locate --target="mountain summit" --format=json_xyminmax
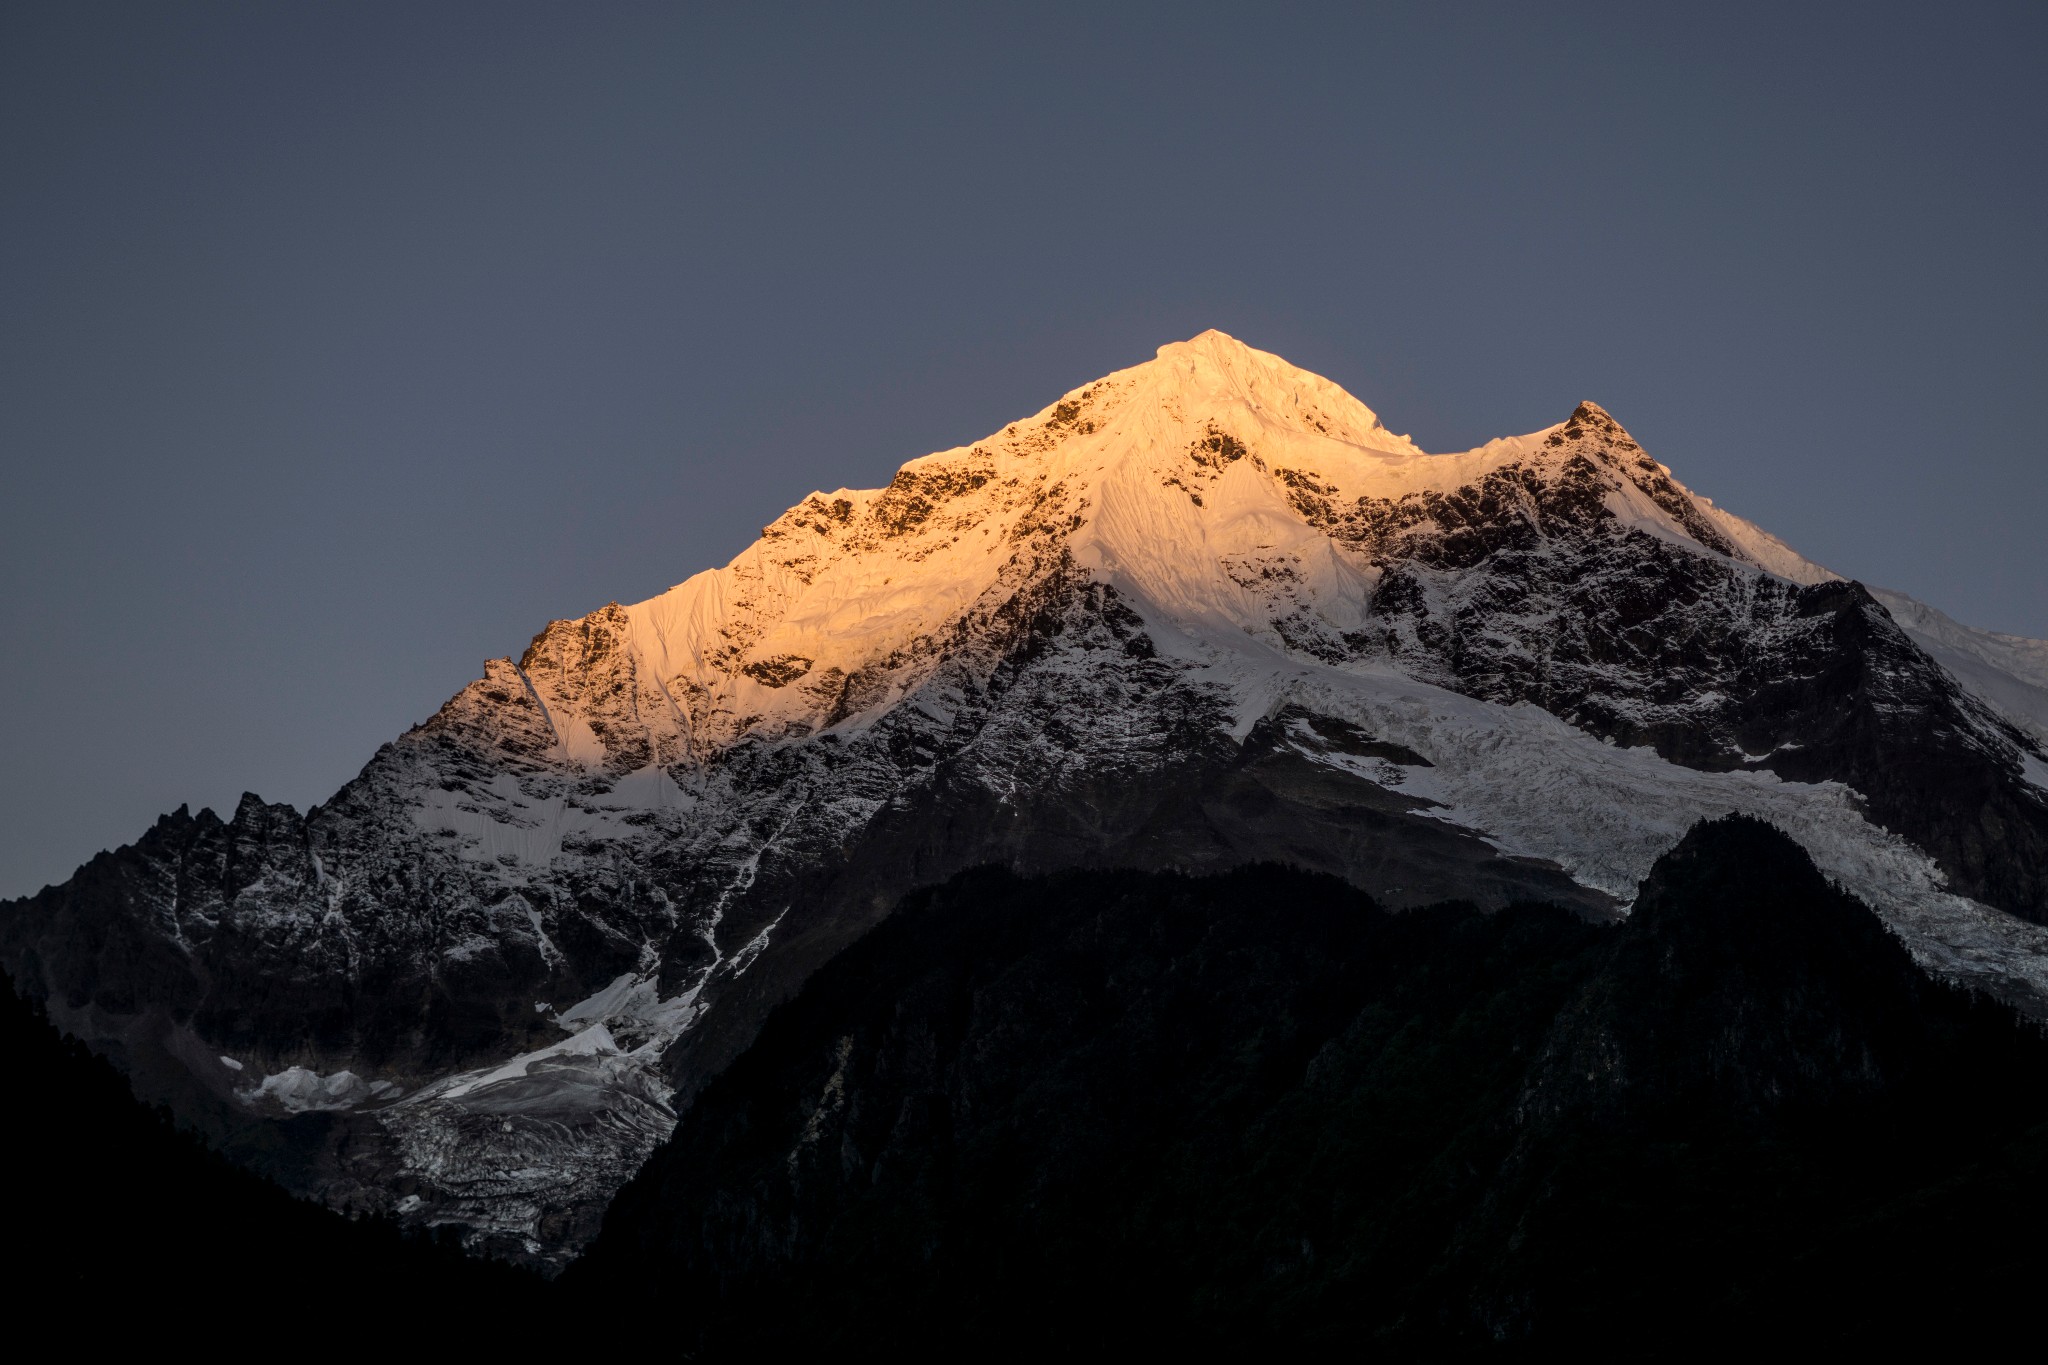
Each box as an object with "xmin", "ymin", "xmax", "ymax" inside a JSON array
[{"xmin": 7, "ymin": 332, "xmax": 2047, "ymax": 1264}]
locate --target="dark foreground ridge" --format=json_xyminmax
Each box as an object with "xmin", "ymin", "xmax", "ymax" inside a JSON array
[
  {"xmin": 573, "ymin": 817, "xmax": 2048, "ymax": 1353},
  {"xmin": 13, "ymin": 817, "xmax": 2048, "ymax": 1349},
  {"xmin": 1, "ymin": 970, "xmax": 538, "ymax": 1322}
]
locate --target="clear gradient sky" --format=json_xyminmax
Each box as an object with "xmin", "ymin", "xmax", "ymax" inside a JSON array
[{"xmin": 3, "ymin": 2, "xmax": 2044, "ymax": 897}]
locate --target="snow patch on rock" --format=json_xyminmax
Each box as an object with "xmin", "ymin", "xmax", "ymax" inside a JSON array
[{"xmin": 241, "ymin": 1066, "xmax": 400, "ymax": 1113}]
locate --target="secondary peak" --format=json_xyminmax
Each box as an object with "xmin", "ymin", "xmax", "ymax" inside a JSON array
[{"xmin": 1555, "ymin": 400, "xmax": 1642, "ymax": 451}]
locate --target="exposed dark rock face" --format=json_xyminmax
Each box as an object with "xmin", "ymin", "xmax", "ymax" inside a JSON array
[
  {"xmin": 1, "ymin": 967, "xmax": 538, "ymax": 1324},
  {"xmin": 577, "ymin": 820, "xmax": 2048, "ymax": 1352},
  {"xmin": 6, "ymin": 795, "xmax": 607, "ymax": 1076},
  {"xmin": 1306, "ymin": 405, "xmax": 2048, "ymax": 920}
]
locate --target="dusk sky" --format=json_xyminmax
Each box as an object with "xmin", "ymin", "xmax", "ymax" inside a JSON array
[{"xmin": 4, "ymin": 1, "xmax": 2044, "ymax": 898}]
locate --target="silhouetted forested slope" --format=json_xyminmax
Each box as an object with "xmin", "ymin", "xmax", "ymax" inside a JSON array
[
  {"xmin": 1, "ymin": 972, "xmax": 538, "ymax": 1322},
  {"xmin": 574, "ymin": 818, "xmax": 2048, "ymax": 1354}
]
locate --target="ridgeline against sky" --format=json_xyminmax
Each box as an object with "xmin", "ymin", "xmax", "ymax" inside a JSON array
[{"xmin": 2, "ymin": 1, "xmax": 2044, "ymax": 897}]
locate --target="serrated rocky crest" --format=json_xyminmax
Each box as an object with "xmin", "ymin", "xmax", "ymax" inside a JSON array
[{"xmin": 7, "ymin": 330, "xmax": 2048, "ymax": 1266}]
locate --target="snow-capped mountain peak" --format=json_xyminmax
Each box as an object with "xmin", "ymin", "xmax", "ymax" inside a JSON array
[
  {"xmin": 1138, "ymin": 329, "xmax": 1423, "ymax": 454},
  {"xmin": 10, "ymin": 330, "xmax": 2047, "ymax": 1268},
  {"xmin": 495, "ymin": 333, "xmax": 1834, "ymax": 779}
]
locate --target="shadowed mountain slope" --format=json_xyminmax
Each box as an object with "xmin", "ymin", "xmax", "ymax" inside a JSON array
[
  {"xmin": 576, "ymin": 818, "xmax": 2048, "ymax": 1353},
  {"xmin": 0, "ymin": 969, "xmax": 538, "ymax": 1323}
]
